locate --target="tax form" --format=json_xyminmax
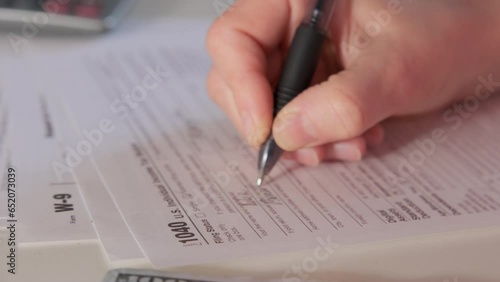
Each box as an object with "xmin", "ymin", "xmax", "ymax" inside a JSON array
[
  {"xmin": 0, "ymin": 58, "xmax": 143, "ymax": 260},
  {"xmin": 18, "ymin": 20, "xmax": 500, "ymax": 267},
  {"xmin": 31, "ymin": 62, "xmax": 145, "ymax": 261},
  {"xmin": 1, "ymin": 62, "xmax": 96, "ymax": 242}
]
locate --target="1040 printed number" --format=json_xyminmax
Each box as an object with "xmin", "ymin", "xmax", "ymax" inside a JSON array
[{"xmin": 168, "ymin": 222, "xmax": 199, "ymax": 244}]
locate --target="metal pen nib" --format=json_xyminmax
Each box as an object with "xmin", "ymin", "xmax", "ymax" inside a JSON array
[
  {"xmin": 256, "ymin": 177, "xmax": 263, "ymax": 187},
  {"xmin": 255, "ymin": 0, "xmax": 335, "ymax": 186},
  {"xmin": 257, "ymin": 136, "xmax": 283, "ymax": 186}
]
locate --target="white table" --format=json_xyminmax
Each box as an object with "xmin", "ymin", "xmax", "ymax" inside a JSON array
[{"xmin": 0, "ymin": 1, "xmax": 499, "ymax": 281}]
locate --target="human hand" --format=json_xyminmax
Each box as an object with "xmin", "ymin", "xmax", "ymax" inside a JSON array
[{"xmin": 206, "ymin": 0, "xmax": 500, "ymax": 165}]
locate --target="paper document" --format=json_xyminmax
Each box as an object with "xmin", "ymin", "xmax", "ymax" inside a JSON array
[
  {"xmin": 22, "ymin": 20, "xmax": 500, "ymax": 267},
  {"xmin": 29, "ymin": 64, "xmax": 145, "ymax": 261},
  {"xmin": 2, "ymin": 62, "xmax": 96, "ymax": 242}
]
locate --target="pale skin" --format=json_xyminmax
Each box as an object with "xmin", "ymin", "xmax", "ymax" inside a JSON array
[{"xmin": 206, "ymin": 0, "xmax": 500, "ymax": 166}]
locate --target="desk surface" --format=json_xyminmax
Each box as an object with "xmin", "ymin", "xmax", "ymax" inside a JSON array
[{"xmin": 1, "ymin": 1, "xmax": 500, "ymax": 282}]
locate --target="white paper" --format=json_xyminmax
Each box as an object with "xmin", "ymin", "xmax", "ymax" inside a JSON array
[
  {"xmin": 2, "ymin": 62, "xmax": 96, "ymax": 242},
  {"xmin": 25, "ymin": 61, "xmax": 145, "ymax": 261},
  {"xmin": 27, "ymin": 20, "xmax": 500, "ymax": 267}
]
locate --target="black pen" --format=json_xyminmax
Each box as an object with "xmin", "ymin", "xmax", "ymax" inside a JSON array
[{"xmin": 257, "ymin": 0, "xmax": 337, "ymax": 186}]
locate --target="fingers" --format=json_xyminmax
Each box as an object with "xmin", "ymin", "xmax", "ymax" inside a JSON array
[
  {"xmin": 206, "ymin": 0, "xmax": 294, "ymax": 146},
  {"xmin": 320, "ymin": 124, "xmax": 384, "ymax": 163},
  {"xmin": 284, "ymin": 124, "xmax": 385, "ymax": 166},
  {"xmin": 207, "ymin": 69, "xmax": 244, "ymax": 135},
  {"xmin": 207, "ymin": 31, "xmax": 272, "ymax": 146},
  {"xmin": 292, "ymin": 137, "xmax": 366, "ymax": 166},
  {"xmin": 206, "ymin": 0, "xmax": 394, "ymax": 161},
  {"xmin": 272, "ymin": 55, "xmax": 399, "ymax": 151},
  {"xmin": 206, "ymin": 0, "xmax": 313, "ymax": 146},
  {"xmin": 363, "ymin": 124, "xmax": 385, "ymax": 147}
]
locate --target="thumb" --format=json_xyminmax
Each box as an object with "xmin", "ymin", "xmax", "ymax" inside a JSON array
[{"xmin": 272, "ymin": 62, "xmax": 400, "ymax": 151}]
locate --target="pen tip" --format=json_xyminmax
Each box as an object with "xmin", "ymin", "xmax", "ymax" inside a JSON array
[{"xmin": 256, "ymin": 177, "xmax": 263, "ymax": 187}]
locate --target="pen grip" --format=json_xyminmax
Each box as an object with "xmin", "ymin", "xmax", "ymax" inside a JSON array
[{"xmin": 273, "ymin": 23, "xmax": 326, "ymax": 117}]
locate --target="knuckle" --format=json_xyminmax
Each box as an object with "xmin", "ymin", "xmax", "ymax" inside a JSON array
[
  {"xmin": 205, "ymin": 22, "xmax": 226, "ymax": 56},
  {"xmin": 378, "ymin": 53, "xmax": 423, "ymax": 114},
  {"xmin": 384, "ymin": 53, "xmax": 417, "ymax": 97}
]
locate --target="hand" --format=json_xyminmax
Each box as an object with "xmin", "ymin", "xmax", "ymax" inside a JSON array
[{"xmin": 206, "ymin": 0, "xmax": 500, "ymax": 165}]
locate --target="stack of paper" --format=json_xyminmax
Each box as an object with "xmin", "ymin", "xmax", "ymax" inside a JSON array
[{"xmin": 1, "ymin": 20, "xmax": 499, "ymax": 268}]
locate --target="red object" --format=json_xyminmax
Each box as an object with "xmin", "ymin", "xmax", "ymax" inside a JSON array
[
  {"xmin": 43, "ymin": 0, "xmax": 71, "ymax": 15},
  {"xmin": 75, "ymin": 0, "xmax": 102, "ymax": 18}
]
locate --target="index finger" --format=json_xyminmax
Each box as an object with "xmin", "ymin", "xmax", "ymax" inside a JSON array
[{"xmin": 206, "ymin": 0, "xmax": 308, "ymax": 145}]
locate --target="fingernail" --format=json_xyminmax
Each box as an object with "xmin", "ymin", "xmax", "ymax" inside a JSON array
[
  {"xmin": 328, "ymin": 142, "xmax": 363, "ymax": 161},
  {"xmin": 241, "ymin": 111, "xmax": 254, "ymax": 143},
  {"xmin": 295, "ymin": 148, "xmax": 321, "ymax": 166},
  {"xmin": 273, "ymin": 109, "xmax": 317, "ymax": 150}
]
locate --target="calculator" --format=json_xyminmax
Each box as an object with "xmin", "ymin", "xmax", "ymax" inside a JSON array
[{"xmin": 0, "ymin": 0, "xmax": 135, "ymax": 32}]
